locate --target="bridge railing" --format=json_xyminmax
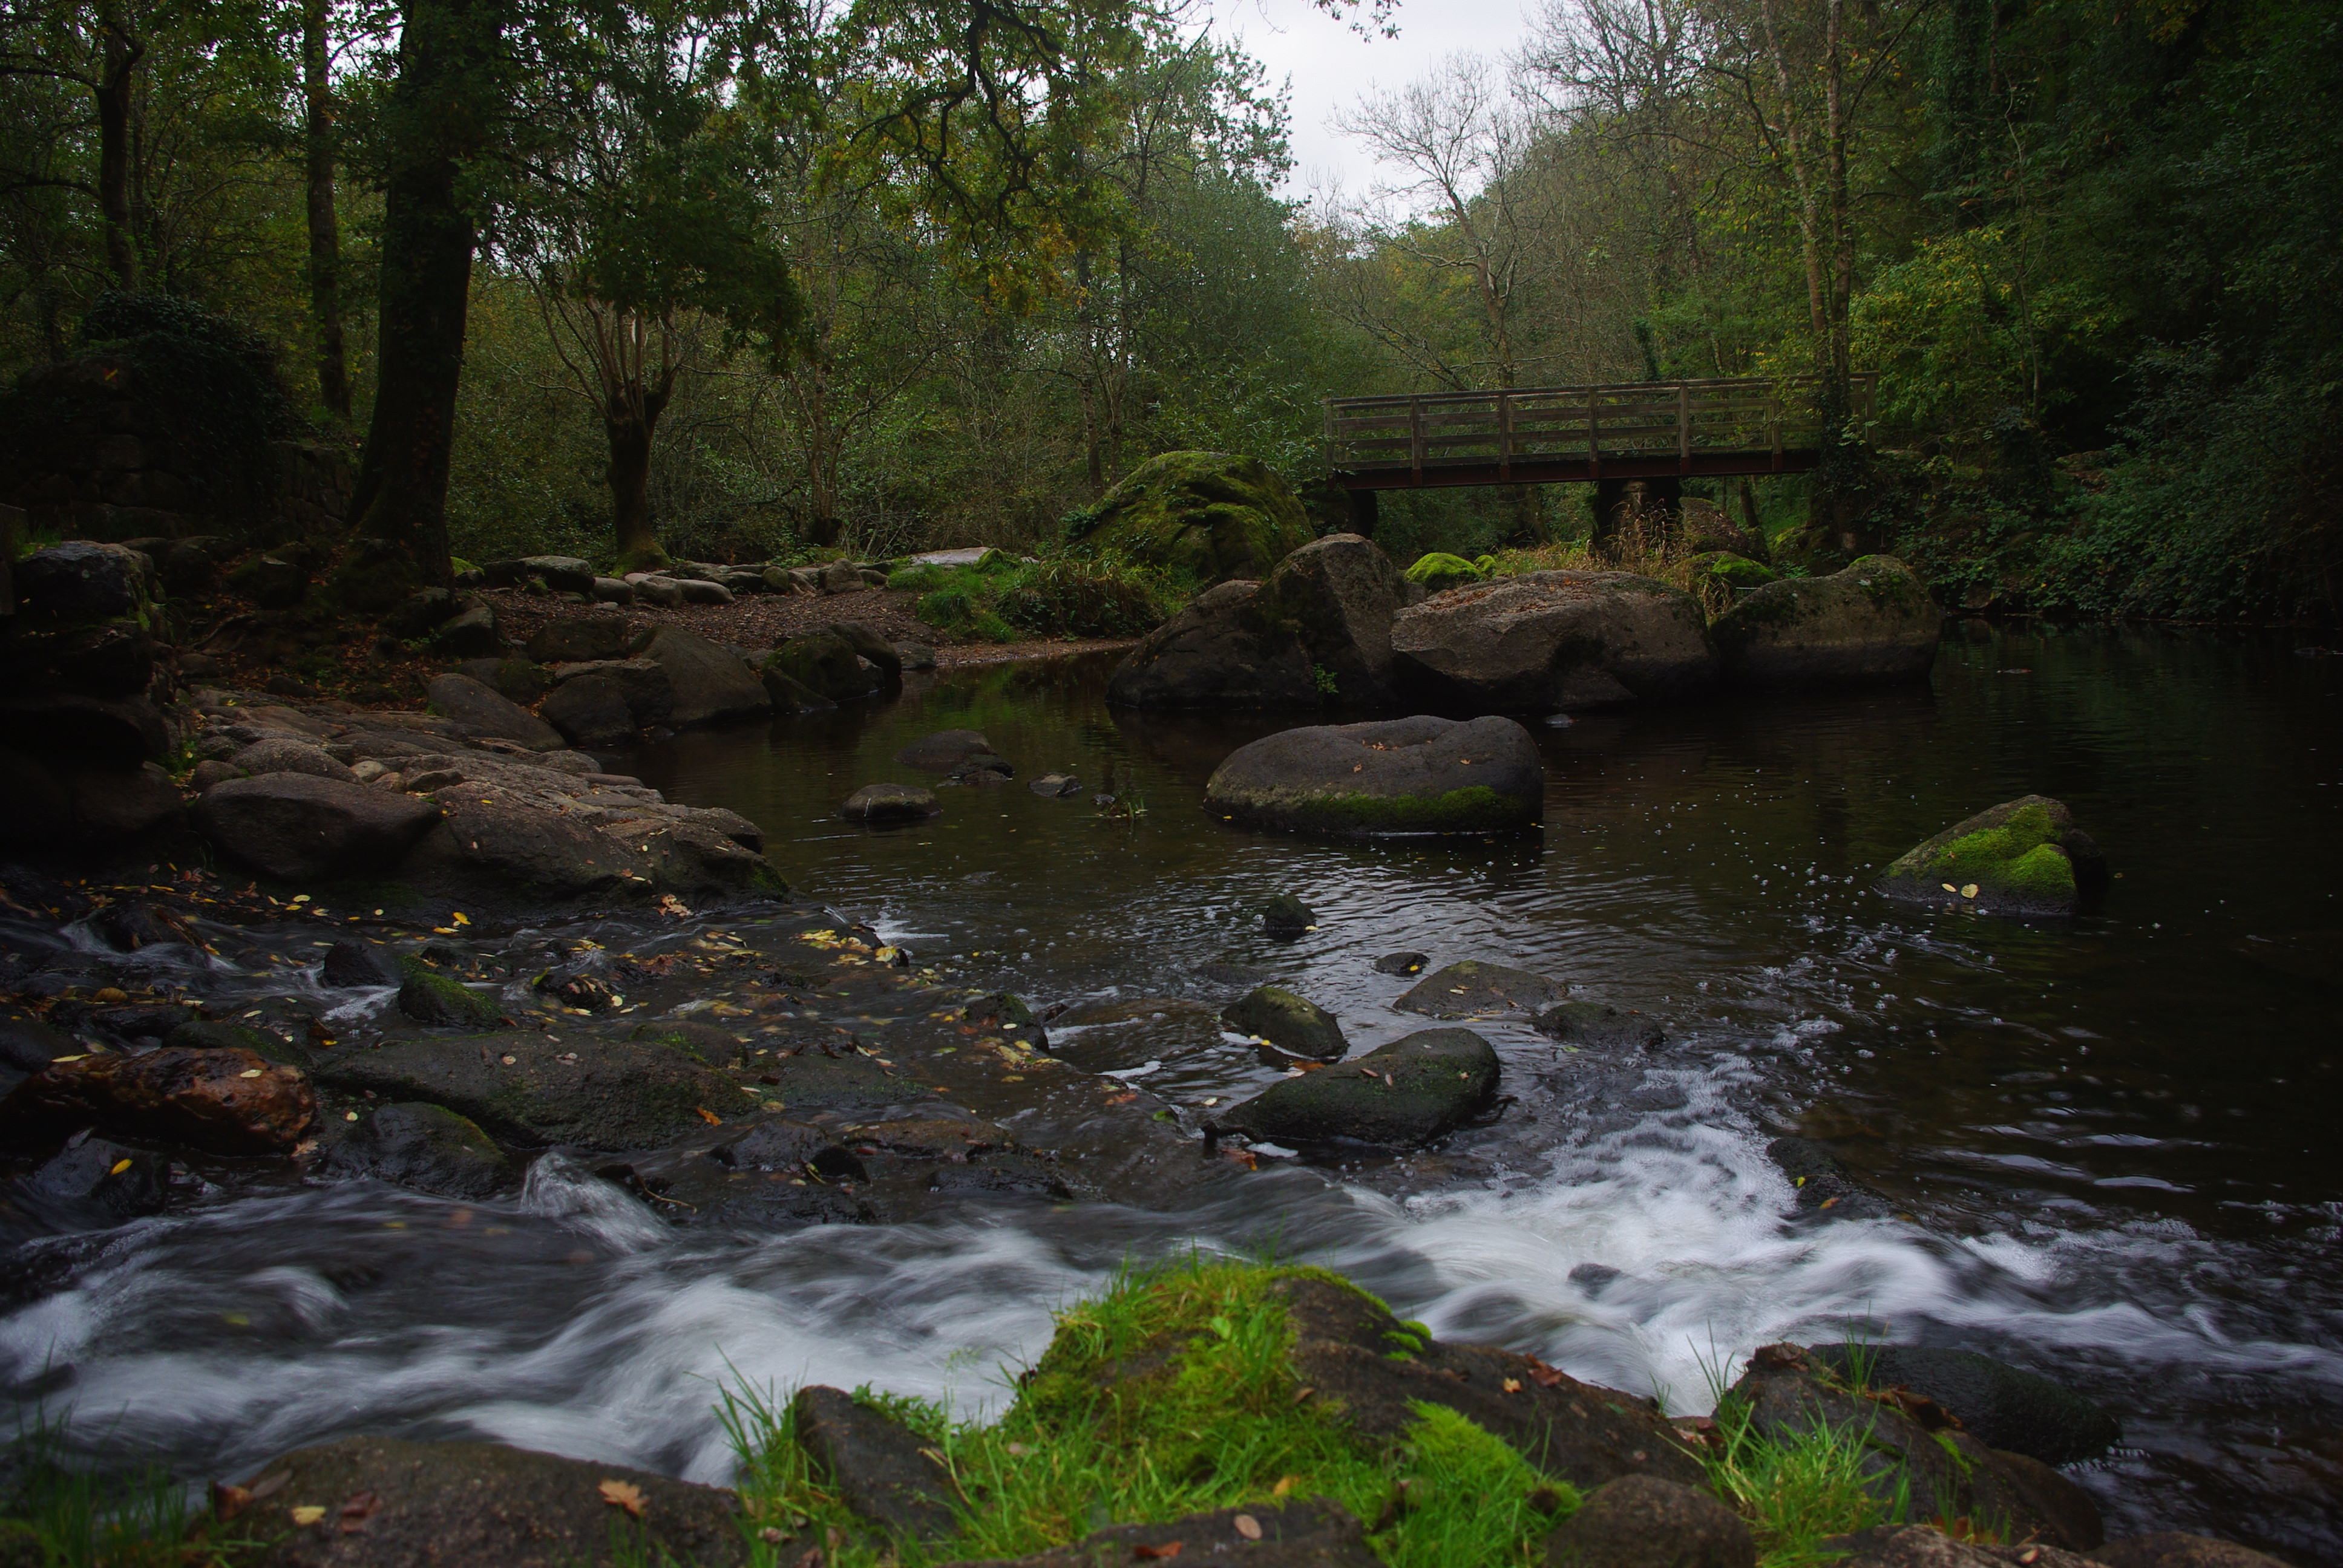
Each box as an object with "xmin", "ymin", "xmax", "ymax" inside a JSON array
[{"xmin": 1323, "ymin": 374, "xmax": 1875, "ymax": 485}]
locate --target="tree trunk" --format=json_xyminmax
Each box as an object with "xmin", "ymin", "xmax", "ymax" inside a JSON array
[
  {"xmin": 303, "ymin": 0, "xmax": 351, "ymax": 419},
  {"xmin": 94, "ymin": 3, "xmax": 142, "ymax": 290},
  {"xmin": 606, "ymin": 405, "xmax": 664, "ymax": 572},
  {"xmin": 348, "ymin": 0, "xmax": 491, "ymax": 590}
]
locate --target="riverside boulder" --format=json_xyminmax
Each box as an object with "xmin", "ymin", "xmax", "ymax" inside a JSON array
[
  {"xmin": 639, "ymin": 626, "xmax": 772, "ymax": 725},
  {"xmin": 1204, "ymin": 714, "xmax": 1542, "ymax": 834},
  {"xmin": 0, "ymin": 1046, "xmax": 315, "ymax": 1156},
  {"xmin": 539, "ymin": 676, "xmax": 637, "ymax": 748},
  {"xmin": 1207, "ymin": 1027, "xmax": 1498, "ymax": 1147},
  {"xmin": 1802, "ymin": 1343, "xmax": 2120, "ymax": 1466},
  {"xmin": 1542, "ymin": 1476, "xmax": 1755, "ymax": 1568},
  {"xmin": 192, "ymin": 774, "xmax": 444, "ymax": 881},
  {"xmin": 1064, "ymin": 450, "xmax": 1316, "ymax": 583},
  {"xmin": 1395, "ymin": 959, "xmax": 1568, "ymax": 1018},
  {"xmin": 324, "ymin": 1102, "xmax": 516, "ymax": 1198},
  {"xmin": 315, "ymin": 1034, "xmax": 755, "ymax": 1150},
  {"xmin": 549, "ymin": 659, "xmax": 674, "ymax": 725},
  {"xmin": 767, "ymin": 630, "xmax": 881, "ymax": 703},
  {"xmin": 525, "ymin": 613, "xmax": 632, "ymax": 664},
  {"xmin": 1105, "ymin": 580, "xmax": 1315, "ymax": 710},
  {"xmin": 1876, "ymin": 795, "xmax": 2108, "ymax": 916},
  {"xmin": 426, "ymin": 673, "xmax": 565, "ymax": 751},
  {"xmin": 1252, "ymin": 532, "xmax": 1415, "ymax": 706},
  {"xmin": 1391, "ymin": 570, "xmax": 1719, "ymax": 711},
  {"xmin": 1709, "ymin": 554, "xmax": 1942, "ymax": 689},
  {"xmin": 1222, "ymin": 984, "xmax": 1348, "ymax": 1059},
  {"xmin": 220, "ymin": 1435, "xmax": 746, "ymax": 1568}
]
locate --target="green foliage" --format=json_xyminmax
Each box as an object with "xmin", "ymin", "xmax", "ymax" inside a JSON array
[
  {"xmin": 0, "ymin": 1415, "xmax": 243, "ymax": 1567},
  {"xmin": 896, "ymin": 552, "xmax": 1184, "ymax": 642},
  {"xmin": 726, "ymin": 1254, "xmax": 1575, "ymax": 1568},
  {"xmin": 1697, "ymin": 1390, "xmax": 1907, "ymax": 1568}
]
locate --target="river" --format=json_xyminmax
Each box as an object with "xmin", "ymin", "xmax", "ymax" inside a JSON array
[{"xmin": 4, "ymin": 623, "xmax": 2339, "ymax": 1560}]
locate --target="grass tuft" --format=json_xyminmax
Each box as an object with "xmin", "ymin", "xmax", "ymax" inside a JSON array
[{"xmin": 892, "ymin": 551, "xmax": 1186, "ymax": 642}]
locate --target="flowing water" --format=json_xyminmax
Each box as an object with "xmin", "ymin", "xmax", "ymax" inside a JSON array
[{"xmin": 4, "ymin": 624, "xmax": 2339, "ymax": 1558}]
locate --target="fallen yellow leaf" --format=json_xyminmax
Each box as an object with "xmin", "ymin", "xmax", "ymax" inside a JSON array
[
  {"xmin": 110, "ymin": 1158, "xmax": 132, "ymax": 1175},
  {"xmin": 1502, "ymin": 1377, "xmax": 1523, "ymax": 1394},
  {"xmin": 238, "ymin": 1069, "xmax": 263, "ymax": 1079},
  {"xmin": 290, "ymin": 1506, "xmax": 326, "ymax": 1526},
  {"xmin": 598, "ymin": 1479, "xmax": 645, "ymax": 1518},
  {"xmin": 1960, "ymin": 883, "xmax": 1980, "ymax": 899}
]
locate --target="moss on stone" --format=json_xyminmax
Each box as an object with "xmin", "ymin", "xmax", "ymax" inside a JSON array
[
  {"xmin": 1881, "ymin": 794, "xmax": 2093, "ymax": 915},
  {"xmin": 396, "ymin": 956, "xmax": 506, "ymax": 1030},
  {"xmin": 1403, "ymin": 552, "xmax": 1484, "ymax": 593},
  {"xmin": 1242, "ymin": 784, "xmax": 1531, "ymax": 835},
  {"xmin": 1063, "ymin": 451, "xmax": 1314, "ymax": 583},
  {"xmin": 1688, "ymin": 551, "xmax": 1778, "ymax": 596}
]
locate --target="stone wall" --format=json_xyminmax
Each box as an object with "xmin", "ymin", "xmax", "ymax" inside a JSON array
[{"xmin": 0, "ymin": 354, "xmax": 353, "ymax": 544}]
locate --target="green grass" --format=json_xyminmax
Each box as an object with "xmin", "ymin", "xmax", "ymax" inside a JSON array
[
  {"xmin": 0, "ymin": 1416, "xmax": 244, "ymax": 1567},
  {"xmin": 724, "ymin": 1253, "xmax": 1575, "ymax": 1567},
  {"xmin": 890, "ymin": 551, "xmax": 1187, "ymax": 642}
]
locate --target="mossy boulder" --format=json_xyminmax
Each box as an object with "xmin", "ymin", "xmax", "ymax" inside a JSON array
[
  {"xmin": 767, "ymin": 632, "xmax": 880, "ymax": 703},
  {"xmin": 1709, "ymin": 554, "xmax": 1941, "ymax": 690},
  {"xmin": 1404, "ymin": 552, "xmax": 1484, "ymax": 593},
  {"xmin": 1686, "ymin": 551, "xmax": 1778, "ymax": 598},
  {"xmin": 1204, "ymin": 714, "xmax": 1542, "ymax": 835},
  {"xmin": 166, "ymin": 1018, "xmax": 313, "ymax": 1069},
  {"xmin": 1206, "ymin": 1027, "xmax": 1499, "ymax": 1147},
  {"xmin": 1222, "ymin": 984, "xmax": 1348, "ymax": 1059},
  {"xmin": 1065, "ymin": 451, "xmax": 1315, "ymax": 583},
  {"xmin": 1875, "ymin": 794, "xmax": 2108, "ymax": 916},
  {"xmin": 323, "ymin": 1101, "xmax": 516, "ymax": 1198},
  {"xmin": 395, "ymin": 955, "xmax": 508, "ymax": 1029}
]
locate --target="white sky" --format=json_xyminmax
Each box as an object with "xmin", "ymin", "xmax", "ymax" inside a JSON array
[{"xmin": 1198, "ymin": 0, "xmax": 1540, "ymax": 203}]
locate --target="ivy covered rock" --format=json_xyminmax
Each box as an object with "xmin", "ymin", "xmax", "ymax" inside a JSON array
[
  {"xmin": 1709, "ymin": 554, "xmax": 1942, "ymax": 689},
  {"xmin": 1204, "ymin": 714, "xmax": 1542, "ymax": 835},
  {"xmin": 1403, "ymin": 551, "xmax": 1484, "ymax": 593},
  {"xmin": 1064, "ymin": 451, "xmax": 1315, "ymax": 583},
  {"xmin": 1875, "ymin": 795, "xmax": 2108, "ymax": 916},
  {"xmin": 1391, "ymin": 570, "xmax": 1719, "ymax": 711}
]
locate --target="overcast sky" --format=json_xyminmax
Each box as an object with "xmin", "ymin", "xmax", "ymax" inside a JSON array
[{"xmin": 1198, "ymin": 0, "xmax": 1540, "ymax": 204}]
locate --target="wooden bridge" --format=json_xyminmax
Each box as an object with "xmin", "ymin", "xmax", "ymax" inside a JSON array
[{"xmin": 1323, "ymin": 374, "xmax": 1875, "ymax": 492}]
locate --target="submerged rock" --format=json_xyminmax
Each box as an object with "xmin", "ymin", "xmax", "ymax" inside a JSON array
[
  {"xmin": 896, "ymin": 730, "xmax": 996, "ymax": 770},
  {"xmin": 219, "ymin": 1434, "xmax": 746, "ymax": 1567},
  {"xmin": 1391, "ymin": 570, "xmax": 1719, "ymax": 711},
  {"xmin": 1394, "ymin": 959, "xmax": 1567, "ymax": 1018},
  {"xmin": 842, "ymin": 783, "xmax": 942, "ymax": 824},
  {"xmin": 1222, "ymin": 985, "xmax": 1348, "ymax": 1059},
  {"xmin": 1207, "ymin": 1027, "xmax": 1498, "ymax": 1148},
  {"xmin": 1765, "ymin": 1135, "xmax": 1890, "ymax": 1220},
  {"xmin": 1542, "ymin": 1475, "xmax": 1755, "ymax": 1568},
  {"xmin": 324, "ymin": 1102, "xmax": 516, "ymax": 1198},
  {"xmin": 0, "ymin": 1046, "xmax": 315, "ymax": 1156},
  {"xmin": 1709, "ymin": 555, "xmax": 1941, "ymax": 690},
  {"xmin": 1205, "ymin": 714, "xmax": 1542, "ymax": 835},
  {"xmin": 1064, "ymin": 450, "xmax": 1316, "ymax": 583},
  {"xmin": 1372, "ymin": 951, "xmax": 1429, "ymax": 976},
  {"xmin": 1875, "ymin": 795, "xmax": 2108, "ymax": 917},
  {"xmin": 1536, "ymin": 1002, "xmax": 1665, "ymax": 1050}
]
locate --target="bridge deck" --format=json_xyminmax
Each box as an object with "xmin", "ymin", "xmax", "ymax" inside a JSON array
[{"xmin": 1324, "ymin": 374, "xmax": 1874, "ymax": 490}]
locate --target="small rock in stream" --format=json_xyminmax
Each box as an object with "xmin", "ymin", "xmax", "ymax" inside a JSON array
[
  {"xmin": 841, "ymin": 783, "xmax": 942, "ymax": 823},
  {"xmin": 1260, "ymin": 893, "xmax": 1316, "ymax": 936}
]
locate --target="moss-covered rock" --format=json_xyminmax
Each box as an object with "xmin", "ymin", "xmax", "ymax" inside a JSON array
[
  {"xmin": 1875, "ymin": 794, "xmax": 2109, "ymax": 916},
  {"xmin": 1222, "ymin": 984, "xmax": 1348, "ymax": 1059},
  {"xmin": 1709, "ymin": 554, "xmax": 1941, "ymax": 689},
  {"xmin": 166, "ymin": 1018, "xmax": 313, "ymax": 1069},
  {"xmin": 1065, "ymin": 451, "xmax": 1315, "ymax": 583},
  {"xmin": 1404, "ymin": 551, "xmax": 1484, "ymax": 593},
  {"xmin": 1204, "ymin": 714, "xmax": 1542, "ymax": 835},
  {"xmin": 1686, "ymin": 550, "xmax": 1778, "ymax": 598},
  {"xmin": 323, "ymin": 1101, "xmax": 516, "ymax": 1198},
  {"xmin": 395, "ymin": 955, "xmax": 508, "ymax": 1029},
  {"xmin": 766, "ymin": 632, "xmax": 880, "ymax": 703}
]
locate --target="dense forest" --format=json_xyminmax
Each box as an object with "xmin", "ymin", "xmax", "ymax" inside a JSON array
[{"xmin": 1, "ymin": 0, "xmax": 2335, "ymax": 620}]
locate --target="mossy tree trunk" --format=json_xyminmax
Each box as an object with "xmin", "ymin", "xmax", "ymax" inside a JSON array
[
  {"xmin": 94, "ymin": 0, "xmax": 142, "ymax": 291},
  {"xmin": 302, "ymin": 0, "xmax": 350, "ymax": 420}
]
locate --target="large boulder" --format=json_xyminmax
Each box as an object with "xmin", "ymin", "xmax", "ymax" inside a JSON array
[
  {"xmin": 519, "ymin": 554, "xmax": 596, "ymax": 595},
  {"xmin": 425, "ymin": 673, "xmax": 565, "ymax": 751},
  {"xmin": 428, "ymin": 599, "xmax": 502, "ymax": 657},
  {"xmin": 638, "ymin": 626, "xmax": 772, "ymax": 726},
  {"xmin": 193, "ymin": 774, "xmax": 444, "ymax": 881},
  {"xmin": 1709, "ymin": 554, "xmax": 1942, "ymax": 689},
  {"xmin": 539, "ymin": 677, "xmax": 637, "ymax": 749},
  {"xmin": 217, "ymin": 1435, "xmax": 745, "ymax": 1568},
  {"xmin": 828, "ymin": 620, "xmax": 902, "ymax": 676},
  {"xmin": 228, "ymin": 737, "xmax": 358, "ymax": 783},
  {"xmin": 549, "ymin": 658, "xmax": 673, "ymax": 725},
  {"xmin": 0, "ymin": 1046, "xmax": 315, "ymax": 1156},
  {"xmin": 1542, "ymin": 1475, "xmax": 1754, "ymax": 1568},
  {"xmin": 323, "ymin": 1102, "xmax": 516, "ymax": 1198},
  {"xmin": 766, "ymin": 631, "xmax": 881, "ymax": 703},
  {"xmin": 315, "ymin": 1034, "xmax": 756, "ymax": 1150},
  {"xmin": 1065, "ymin": 451, "xmax": 1316, "ymax": 583},
  {"xmin": 1875, "ymin": 795, "xmax": 2108, "ymax": 917},
  {"xmin": 1206, "ymin": 1027, "xmax": 1498, "ymax": 1147},
  {"xmin": 1391, "ymin": 570, "xmax": 1719, "ymax": 711},
  {"xmin": 1253, "ymin": 532, "xmax": 1414, "ymax": 706},
  {"xmin": 1104, "ymin": 580, "xmax": 1314, "ymax": 710},
  {"xmin": 15, "ymin": 540, "xmax": 154, "ymax": 619},
  {"xmin": 1204, "ymin": 714, "xmax": 1542, "ymax": 834}
]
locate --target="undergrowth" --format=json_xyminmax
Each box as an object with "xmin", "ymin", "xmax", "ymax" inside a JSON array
[
  {"xmin": 887, "ymin": 550, "xmax": 1185, "ymax": 642},
  {"xmin": 0, "ymin": 1416, "xmax": 244, "ymax": 1567},
  {"xmin": 724, "ymin": 1253, "xmax": 1573, "ymax": 1567}
]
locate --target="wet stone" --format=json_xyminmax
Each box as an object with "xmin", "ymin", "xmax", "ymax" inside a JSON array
[
  {"xmin": 842, "ymin": 783, "xmax": 942, "ymax": 823},
  {"xmin": 1394, "ymin": 959, "xmax": 1567, "ymax": 1019},
  {"xmin": 791, "ymin": 1385, "xmax": 959, "ymax": 1542},
  {"xmin": 1537, "ymin": 1002, "xmax": 1666, "ymax": 1050},
  {"xmin": 1372, "ymin": 950, "xmax": 1429, "ymax": 976},
  {"xmin": 323, "ymin": 1102, "xmax": 516, "ymax": 1199}
]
